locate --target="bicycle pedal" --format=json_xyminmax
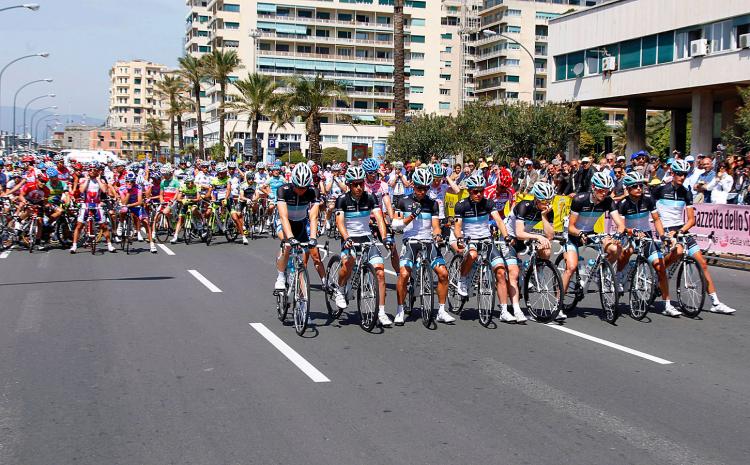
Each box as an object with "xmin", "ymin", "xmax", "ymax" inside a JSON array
[{"xmin": 273, "ymin": 289, "xmax": 283, "ymax": 296}]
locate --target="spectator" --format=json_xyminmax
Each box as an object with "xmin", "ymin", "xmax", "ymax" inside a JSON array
[
  {"xmin": 573, "ymin": 156, "xmax": 593, "ymax": 194},
  {"xmin": 730, "ymin": 165, "xmax": 749, "ymax": 205},
  {"xmin": 612, "ymin": 165, "xmax": 627, "ymax": 201},
  {"xmin": 553, "ymin": 160, "xmax": 572, "ymax": 195},
  {"xmin": 684, "ymin": 154, "xmax": 701, "ymax": 192},
  {"xmin": 707, "ymin": 162, "xmax": 734, "ymax": 204},
  {"xmin": 615, "ymin": 155, "xmax": 626, "ymax": 171},
  {"xmin": 537, "ymin": 159, "xmax": 549, "ymax": 183},
  {"xmin": 518, "ymin": 159, "xmax": 538, "ymax": 193}
]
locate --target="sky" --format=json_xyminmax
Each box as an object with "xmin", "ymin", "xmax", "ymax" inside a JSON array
[{"xmin": 0, "ymin": 0, "xmax": 185, "ymax": 125}]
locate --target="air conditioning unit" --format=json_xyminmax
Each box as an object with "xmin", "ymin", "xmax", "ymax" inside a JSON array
[
  {"xmin": 740, "ymin": 34, "xmax": 750, "ymax": 49},
  {"xmin": 690, "ymin": 39, "xmax": 708, "ymax": 57},
  {"xmin": 601, "ymin": 56, "xmax": 617, "ymax": 72}
]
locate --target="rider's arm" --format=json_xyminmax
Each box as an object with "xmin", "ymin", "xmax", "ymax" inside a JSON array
[
  {"xmin": 276, "ymin": 199, "xmax": 293, "ymax": 241},
  {"xmin": 568, "ymin": 212, "xmax": 582, "ymax": 237},
  {"xmin": 681, "ymin": 207, "xmax": 696, "ymax": 233},
  {"xmin": 453, "ymin": 218, "xmax": 464, "ymax": 240},
  {"xmin": 445, "ymin": 175, "xmax": 461, "ymax": 194},
  {"xmin": 651, "ymin": 211, "xmax": 666, "ymax": 237},
  {"xmin": 373, "ymin": 207, "xmax": 387, "ymax": 240},
  {"xmin": 382, "ymin": 192, "xmax": 394, "ymax": 220},
  {"xmin": 490, "ymin": 210, "xmax": 510, "ymax": 238},
  {"xmin": 610, "ymin": 210, "xmax": 626, "ymax": 234},
  {"xmin": 541, "ymin": 209, "xmax": 555, "ymax": 240},
  {"xmin": 335, "ymin": 211, "xmax": 349, "ymax": 241},
  {"xmin": 309, "ymin": 201, "xmax": 320, "ymax": 240}
]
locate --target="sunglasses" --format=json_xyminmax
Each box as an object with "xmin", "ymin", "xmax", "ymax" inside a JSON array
[
  {"xmin": 594, "ymin": 187, "xmax": 611, "ymax": 194},
  {"xmin": 350, "ymin": 182, "xmax": 364, "ymax": 188},
  {"xmin": 414, "ymin": 185, "xmax": 428, "ymax": 191},
  {"xmin": 627, "ymin": 183, "xmax": 644, "ymax": 189},
  {"xmin": 672, "ymin": 172, "xmax": 687, "ymax": 177},
  {"xmin": 470, "ymin": 188, "xmax": 484, "ymax": 195}
]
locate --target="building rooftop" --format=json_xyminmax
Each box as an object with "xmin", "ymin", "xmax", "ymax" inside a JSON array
[{"xmin": 550, "ymin": 0, "xmax": 626, "ymax": 23}]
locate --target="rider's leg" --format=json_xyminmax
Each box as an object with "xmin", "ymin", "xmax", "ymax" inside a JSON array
[
  {"xmin": 561, "ymin": 249, "xmax": 579, "ymax": 293},
  {"xmin": 495, "ymin": 265, "xmax": 514, "ymax": 322},
  {"xmin": 305, "ymin": 247, "xmax": 326, "ymax": 281},
  {"xmin": 338, "ymin": 254, "xmax": 354, "ymax": 287},
  {"xmin": 691, "ymin": 250, "xmax": 733, "ymax": 312},
  {"xmin": 460, "ymin": 249, "xmax": 477, "ymax": 277}
]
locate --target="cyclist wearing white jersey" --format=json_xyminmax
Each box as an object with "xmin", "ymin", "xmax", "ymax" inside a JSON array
[{"xmin": 426, "ymin": 163, "xmax": 460, "ymax": 237}]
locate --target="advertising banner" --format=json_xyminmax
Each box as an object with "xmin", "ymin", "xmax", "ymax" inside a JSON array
[
  {"xmin": 372, "ymin": 140, "xmax": 386, "ymax": 164},
  {"xmin": 692, "ymin": 203, "xmax": 750, "ymax": 255}
]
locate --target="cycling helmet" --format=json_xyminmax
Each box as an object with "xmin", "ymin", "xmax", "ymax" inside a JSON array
[
  {"xmin": 255, "ymin": 162, "xmax": 265, "ymax": 169},
  {"xmin": 160, "ymin": 165, "xmax": 173, "ymax": 175},
  {"xmin": 428, "ymin": 163, "xmax": 445, "ymax": 178},
  {"xmin": 591, "ymin": 171, "xmax": 615, "ymax": 190},
  {"xmin": 210, "ymin": 159, "xmax": 216, "ymax": 165},
  {"xmin": 115, "ymin": 159, "xmax": 127, "ymax": 167},
  {"xmin": 465, "ymin": 173, "xmax": 486, "ymax": 189},
  {"xmin": 332, "ymin": 163, "xmax": 342, "ymax": 171},
  {"xmin": 22, "ymin": 155, "xmax": 34, "ymax": 163},
  {"xmin": 622, "ymin": 171, "xmax": 646, "ymax": 187},
  {"xmin": 73, "ymin": 162, "xmax": 83, "ymax": 171},
  {"xmin": 38, "ymin": 162, "xmax": 47, "ymax": 170},
  {"xmin": 530, "ymin": 182, "xmax": 555, "ymax": 201},
  {"xmin": 11, "ymin": 171, "xmax": 21, "ymax": 178},
  {"xmin": 201, "ymin": 160, "xmax": 211, "ymax": 167},
  {"xmin": 498, "ymin": 168, "xmax": 513, "ymax": 188},
  {"xmin": 411, "ymin": 167, "xmax": 433, "ymax": 186},
  {"xmin": 86, "ymin": 162, "xmax": 97, "ymax": 170},
  {"xmin": 291, "ymin": 163, "xmax": 313, "ymax": 187},
  {"xmin": 311, "ymin": 164, "xmax": 320, "ymax": 174},
  {"xmin": 216, "ymin": 162, "xmax": 227, "ymax": 172},
  {"xmin": 53, "ymin": 154, "xmax": 64, "ymax": 162},
  {"xmin": 46, "ymin": 167, "xmax": 59, "ymax": 178},
  {"xmin": 37, "ymin": 172, "xmax": 48, "ymax": 183},
  {"xmin": 345, "ymin": 165, "xmax": 366, "ymax": 183},
  {"xmin": 151, "ymin": 170, "xmax": 162, "ymax": 179},
  {"xmin": 124, "ymin": 172, "xmax": 137, "ymax": 182},
  {"xmin": 184, "ymin": 174, "xmax": 195, "ymax": 183},
  {"xmin": 271, "ymin": 163, "xmax": 282, "ymax": 171},
  {"xmin": 227, "ymin": 161, "xmax": 237, "ymax": 169},
  {"xmin": 266, "ymin": 162, "xmax": 275, "ymax": 169},
  {"xmin": 362, "ymin": 158, "xmax": 380, "ymax": 173},
  {"xmin": 670, "ymin": 159, "xmax": 690, "ymax": 174}
]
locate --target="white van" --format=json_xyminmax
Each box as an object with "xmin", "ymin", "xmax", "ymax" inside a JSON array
[{"xmin": 62, "ymin": 150, "xmax": 124, "ymax": 166}]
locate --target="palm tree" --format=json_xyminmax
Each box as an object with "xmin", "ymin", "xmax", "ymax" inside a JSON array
[
  {"xmin": 612, "ymin": 118, "xmax": 627, "ymax": 156},
  {"xmin": 178, "ymin": 54, "xmax": 208, "ymax": 156},
  {"xmin": 204, "ymin": 49, "xmax": 242, "ymax": 155},
  {"xmin": 144, "ymin": 118, "xmax": 168, "ymax": 160},
  {"xmin": 227, "ymin": 73, "xmax": 286, "ymax": 162},
  {"xmin": 155, "ymin": 74, "xmax": 189, "ymax": 159},
  {"xmin": 284, "ymin": 75, "xmax": 351, "ymax": 164},
  {"xmin": 393, "ymin": 0, "xmax": 406, "ymax": 125}
]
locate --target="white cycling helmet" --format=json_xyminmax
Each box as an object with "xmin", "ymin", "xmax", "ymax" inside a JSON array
[
  {"xmin": 622, "ymin": 171, "xmax": 646, "ymax": 187},
  {"xmin": 345, "ymin": 165, "xmax": 366, "ymax": 183},
  {"xmin": 216, "ymin": 162, "xmax": 227, "ymax": 172},
  {"xmin": 291, "ymin": 163, "xmax": 313, "ymax": 187},
  {"xmin": 255, "ymin": 162, "xmax": 265, "ymax": 169},
  {"xmin": 530, "ymin": 182, "xmax": 555, "ymax": 200},
  {"xmin": 160, "ymin": 165, "xmax": 173, "ymax": 175},
  {"xmin": 411, "ymin": 167, "xmax": 433, "ymax": 186},
  {"xmin": 670, "ymin": 159, "xmax": 690, "ymax": 174},
  {"xmin": 465, "ymin": 173, "xmax": 486, "ymax": 189},
  {"xmin": 591, "ymin": 171, "xmax": 615, "ymax": 190}
]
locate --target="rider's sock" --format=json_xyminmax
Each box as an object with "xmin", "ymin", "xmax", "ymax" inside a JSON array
[
  {"xmin": 438, "ymin": 303, "xmax": 445, "ymax": 313},
  {"xmin": 378, "ymin": 305, "xmax": 386, "ymax": 315},
  {"xmin": 277, "ymin": 271, "xmax": 284, "ymax": 280},
  {"xmin": 512, "ymin": 302, "xmax": 522, "ymax": 313},
  {"xmin": 397, "ymin": 304, "xmax": 404, "ymax": 314},
  {"xmin": 500, "ymin": 303, "xmax": 508, "ymax": 312},
  {"xmin": 709, "ymin": 292, "xmax": 720, "ymax": 305}
]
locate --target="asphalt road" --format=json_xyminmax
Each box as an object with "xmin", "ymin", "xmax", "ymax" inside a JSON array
[{"xmin": 0, "ymin": 236, "xmax": 749, "ymax": 465}]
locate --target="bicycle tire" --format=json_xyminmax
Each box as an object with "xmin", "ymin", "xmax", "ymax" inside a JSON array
[
  {"xmin": 447, "ymin": 254, "xmax": 465, "ymax": 314},
  {"xmin": 675, "ymin": 256, "xmax": 706, "ymax": 318},
  {"xmin": 628, "ymin": 257, "xmax": 652, "ymax": 321},
  {"xmin": 89, "ymin": 220, "xmax": 96, "ymax": 255},
  {"xmin": 404, "ymin": 268, "xmax": 415, "ymax": 318},
  {"xmin": 224, "ymin": 215, "xmax": 238, "ymax": 243},
  {"xmin": 292, "ymin": 265, "xmax": 310, "ymax": 336},
  {"xmin": 420, "ymin": 259, "xmax": 436, "ymax": 328},
  {"xmin": 357, "ymin": 263, "xmax": 380, "ymax": 332},
  {"xmin": 555, "ymin": 252, "xmax": 582, "ymax": 312},
  {"xmin": 124, "ymin": 218, "xmax": 131, "ymax": 255},
  {"xmin": 277, "ymin": 271, "xmax": 289, "ymax": 321},
  {"xmin": 153, "ymin": 212, "xmax": 172, "ymax": 243},
  {"xmin": 324, "ymin": 254, "xmax": 344, "ymax": 319},
  {"xmin": 55, "ymin": 218, "xmax": 72, "ymax": 249},
  {"xmin": 0, "ymin": 224, "xmax": 12, "ymax": 250},
  {"xmin": 523, "ymin": 259, "xmax": 563, "ymax": 323},
  {"xmin": 205, "ymin": 214, "xmax": 214, "ymax": 246},
  {"xmin": 477, "ymin": 261, "xmax": 495, "ymax": 327},
  {"xmin": 28, "ymin": 220, "xmax": 37, "ymax": 253},
  {"xmin": 597, "ymin": 260, "xmax": 620, "ymax": 324},
  {"xmin": 183, "ymin": 215, "xmax": 193, "ymax": 245}
]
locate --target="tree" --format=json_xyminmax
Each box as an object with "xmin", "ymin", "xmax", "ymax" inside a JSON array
[
  {"xmin": 284, "ymin": 75, "xmax": 350, "ymax": 164},
  {"xmin": 580, "ymin": 107, "xmax": 609, "ymax": 148},
  {"xmin": 612, "ymin": 118, "xmax": 627, "ymax": 156},
  {"xmin": 144, "ymin": 118, "xmax": 168, "ymax": 160},
  {"xmin": 387, "ymin": 113, "xmax": 456, "ymax": 162},
  {"xmin": 579, "ymin": 130, "xmax": 596, "ymax": 157},
  {"xmin": 322, "ymin": 147, "xmax": 347, "ymax": 165},
  {"xmin": 178, "ymin": 54, "xmax": 208, "ymax": 156},
  {"xmin": 393, "ymin": 0, "xmax": 406, "ymax": 126},
  {"xmin": 204, "ymin": 49, "xmax": 242, "ymax": 155},
  {"xmin": 227, "ymin": 73, "xmax": 286, "ymax": 162},
  {"xmin": 722, "ymin": 86, "xmax": 750, "ymax": 154},
  {"xmin": 646, "ymin": 111, "xmax": 671, "ymax": 158},
  {"xmin": 155, "ymin": 74, "xmax": 190, "ymax": 158}
]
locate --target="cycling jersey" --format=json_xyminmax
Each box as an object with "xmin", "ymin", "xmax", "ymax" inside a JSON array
[
  {"xmin": 569, "ymin": 193, "xmax": 617, "ymax": 233},
  {"xmin": 276, "ymin": 184, "xmax": 320, "ymax": 223},
  {"xmin": 454, "ymin": 197, "xmax": 496, "ymax": 239},
  {"xmin": 395, "ymin": 195, "xmax": 438, "ymax": 240},
  {"xmin": 254, "ymin": 172, "xmax": 269, "ymax": 186},
  {"xmin": 160, "ymin": 178, "xmax": 181, "ymax": 202},
  {"xmin": 484, "ymin": 185, "xmax": 515, "ymax": 219},
  {"xmin": 505, "ymin": 199, "xmax": 551, "ymax": 238},
  {"xmin": 46, "ymin": 180, "xmax": 67, "ymax": 205},
  {"xmin": 179, "ymin": 183, "xmax": 198, "ymax": 199},
  {"xmin": 56, "ymin": 167, "xmax": 71, "ymax": 182},
  {"xmin": 119, "ymin": 184, "xmax": 140, "ymax": 205},
  {"xmin": 83, "ymin": 177, "xmax": 105, "ymax": 204},
  {"xmin": 336, "ymin": 191, "xmax": 379, "ymax": 238},
  {"xmin": 239, "ymin": 181, "xmax": 255, "ymax": 199},
  {"xmin": 365, "ymin": 178, "xmax": 390, "ymax": 211},
  {"xmin": 618, "ymin": 195, "xmax": 656, "ymax": 232},
  {"xmin": 211, "ymin": 177, "xmax": 229, "ymax": 200},
  {"xmin": 195, "ymin": 171, "xmax": 211, "ymax": 189},
  {"xmin": 427, "ymin": 183, "xmax": 451, "ymax": 219},
  {"xmin": 327, "ymin": 176, "xmax": 345, "ymax": 199},
  {"xmin": 652, "ymin": 183, "xmax": 692, "ymax": 229},
  {"xmin": 22, "ymin": 184, "xmax": 49, "ymax": 205},
  {"xmin": 266, "ymin": 176, "xmax": 285, "ymax": 202}
]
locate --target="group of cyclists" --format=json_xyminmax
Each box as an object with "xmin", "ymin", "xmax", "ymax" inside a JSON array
[{"xmin": 0, "ymin": 151, "xmax": 737, "ymax": 335}]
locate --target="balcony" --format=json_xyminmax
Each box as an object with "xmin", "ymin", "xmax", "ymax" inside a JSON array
[
  {"xmin": 535, "ymin": 35, "xmax": 548, "ymax": 41},
  {"xmin": 263, "ymin": 68, "xmax": 399, "ymax": 83},
  {"xmin": 258, "ymin": 13, "xmax": 408, "ymax": 31},
  {"xmin": 259, "ymin": 31, "xmax": 395, "ymax": 47},
  {"xmin": 322, "ymin": 106, "xmax": 394, "ymax": 117},
  {"xmin": 257, "ymin": 49, "xmax": 400, "ymax": 64},
  {"xmin": 535, "ymin": 67, "xmax": 547, "ymax": 74},
  {"xmin": 473, "ymin": 67, "xmax": 504, "ymax": 78}
]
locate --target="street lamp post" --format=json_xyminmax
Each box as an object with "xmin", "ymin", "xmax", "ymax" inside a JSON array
[
  {"xmin": 12, "ymin": 78, "xmax": 52, "ymax": 149},
  {"xmin": 481, "ymin": 30, "xmax": 537, "ymax": 104},
  {"xmin": 22, "ymin": 93, "xmax": 55, "ymax": 148},
  {"xmin": 0, "ymin": 4, "xmax": 40, "ymax": 13},
  {"xmin": 0, "ymin": 52, "xmax": 49, "ymax": 142},
  {"xmin": 30, "ymin": 107, "xmax": 58, "ymax": 145},
  {"xmin": 34, "ymin": 114, "xmax": 59, "ymax": 147}
]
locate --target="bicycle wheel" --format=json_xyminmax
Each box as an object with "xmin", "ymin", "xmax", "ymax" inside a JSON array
[
  {"xmin": 224, "ymin": 214, "xmax": 238, "ymax": 243},
  {"xmin": 555, "ymin": 252, "xmax": 582, "ymax": 312},
  {"xmin": 628, "ymin": 257, "xmax": 653, "ymax": 321},
  {"xmin": 524, "ymin": 259, "xmax": 562, "ymax": 323},
  {"xmin": 404, "ymin": 269, "xmax": 415, "ymax": 318},
  {"xmin": 675, "ymin": 256, "xmax": 706, "ymax": 317},
  {"xmin": 244, "ymin": 208, "xmax": 254, "ymax": 239},
  {"xmin": 183, "ymin": 215, "xmax": 193, "ymax": 245},
  {"xmin": 0, "ymin": 224, "xmax": 12, "ymax": 250},
  {"xmin": 27, "ymin": 221, "xmax": 37, "ymax": 253},
  {"xmin": 357, "ymin": 263, "xmax": 380, "ymax": 332},
  {"xmin": 292, "ymin": 265, "xmax": 310, "ymax": 336},
  {"xmin": 324, "ymin": 254, "xmax": 344, "ymax": 319},
  {"xmin": 420, "ymin": 261, "xmax": 436, "ymax": 328},
  {"xmin": 153, "ymin": 212, "xmax": 172, "ymax": 243},
  {"xmin": 276, "ymin": 271, "xmax": 289, "ymax": 321},
  {"xmin": 447, "ymin": 254, "xmax": 465, "ymax": 314},
  {"xmin": 204, "ymin": 213, "xmax": 214, "ymax": 246},
  {"xmin": 124, "ymin": 218, "xmax": 132, "ymax": 255},
  {"xmin": 597, "ymin": 260, "xmax": 620, "ymax": 324},
  {"xmin": 477, "ymin": 261, "xmax": 495, "ymax": 327},
  {"xmin": 88, "ymin": 220, "xmax": 97, "ymax": 255},
  {"xmin": 55, "ymin": 218, "xmax": 73, "ymax": 249}
]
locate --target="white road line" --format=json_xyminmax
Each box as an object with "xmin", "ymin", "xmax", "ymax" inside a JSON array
[
  {"xmin": 0, "ymin": 245, "xmax": 14, "ymax": 258},
  {"xmin": 546, "ymin": 324, "xmax": 673, "ymax": 365},
  {"xmin": 249, "ymin": 323, "xmax": 330, "ymax": 383},
  {"xmin": 157, "ymin": 244, "xmax": 175, "ymax": 256},
  {"xmin": 187, "ymin": 269, "xmax": 222, "ymax": 293}
]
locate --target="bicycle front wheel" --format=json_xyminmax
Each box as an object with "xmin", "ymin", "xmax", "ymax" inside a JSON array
[
  {"xmin": 597, "ymin": 260, "xmax": 620, "ymax": 324},
  {"xmin": 153, "ymin": 212, "xmax": 172, "ymax": 243},
  {"xmin": 676, "ymin": 256, "xmax": 706, "ymax": 317},
  {"xmin": 555, "ymin": 252, "xmax": 582, "ymax": 313},
  {"xmin": 447, "ymin": 255, "xmax": 464, "ymax": 314},
  {"xmin": 420, "ymin": 261, "xmax": 436, "ymax": 328},
  {"xmin": 276, "ymin": 272, "xmax": 289, "ymax": 321},
  {"xmin": 224, "ymin": 215, "xmax": 238, "ymax": 243},
  {"xmin": 292, "ymin": 265, "xmax": 310, "ymax": 336},
  {"xmin": 477, "ymin": 261, "xmax": 495, "ymax": 327},
  {"xmin": 628, "ymin": 257, "xmax": 653, "ymax": 321},
  {"xmin": 524, "ymin": 259, "xmax": 562, "ymax": 323},
  {"xmin": 357, "ymin": 263, "xmax": 380, "ymax": 332},
  {"xmin": 324, "ymin": 254, "xmax": 344, "ymax": 320}
]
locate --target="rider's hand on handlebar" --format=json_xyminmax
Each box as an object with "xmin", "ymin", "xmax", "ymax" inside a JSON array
[
  {"xmin": 409, "ymin": 203, "xmax": 422, "ymax": 218},
  {"xmin": 288, "ymin": 238, "xmax": 300, "ymax": 248},
  {"xmin": 308, "ymin": 237, "xmax": 317, "ymax": 248},
  {"xmin": 578, "ymin": 231, "xmax": 589, "ymax": 245},
  {"xmin": 537, "ymin": 236, "xmax": 551, "ymax": 250},
  {"xmin": 343, "ymin": 239, "xmax": 353, "ymax": 250}
]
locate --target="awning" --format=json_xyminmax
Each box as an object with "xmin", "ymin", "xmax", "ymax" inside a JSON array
[
  {"xmin": 335, "ymin": 62, "xmax": 356, "ymax": 72},
  {"xmin": 257, "ymin": 57, "xmax": 276, "ymax": 67},
  {"xmin": 353, "ymin": 80, "xmax": 375, "ymax": 87},
  {"xmin": 257, "ymin": 22, "xmax": 277, "ymax": 30},
  {"xmin": 257, "ymin": 3, "xmax": 277, "ymax": 13},
  {"xmin": 404, "ymin": 66, "xmax": 411, "ymax": 73},
  {"xmin": 355, "ymin": 63, "xmax": 376, "ymax": 73},
  {"xmin": 315, "ymin": 61, "xmax": 335, "ymax": 71},
  {"xmin": 355, "ymin": 115, "xmax": 376, "ymax": 122},
  {"xmin": 276, "ymin": 23, "xmax": 306, "ymax": 34},
  {"xmin": 275, "ymin": 58, "xmax": 294, "ymax": 68},
  {"xmin": 375, "ymin": 65, "xmax": 394, "ymax": 73},
  {"xmin": 295, "ymin": 60, "xmax": 316, "ymax": 70}
]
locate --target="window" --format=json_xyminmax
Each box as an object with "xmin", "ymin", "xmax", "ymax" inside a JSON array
[
  {"xmin": 444, "ymin": 46, "xmax": 452, "ymax": 53},
  {"xmin": 356, "ymin": 15, "xmax": 370, "ymax": 23},
  {"xmin": 223, "ymin": 3, "xmax": 240, "ymax": 12},
  {"xmin": 410, "ymin": 69, "xmax": 424, "ymax": 76},
  {"xmin": 322, "ymin": 135, "xmax": 339, "ymax": 143},
  {"xmin": 440, "ymin": 89, "xmax": 450, "ymax": 95},
  {"xmin": 619, "ymin": 38, "xmax": 641, "ymax": 69},
  {"xmin": 411, "ymin": 18, "xmax": 425, "ymax": 27},
  {"xmin": 641, "ymin": 35, "xmax": 657, "ymax": 66},
  {"xmin": 657, "ymin": 31, "xmax": 674, "ymax": 63},
  {"xmin": 338, "ymin": 13, "xmax": 352, "ymax": 21},
  {"xmin": 409, "ymin": 103, "xmax": 424, "ymax": 110},
  {"xmin": 316, "ymin": 46, "xmax": 330, "ymax": 55},
  {"xmin": 410, "ymin": 35, "xmax": 425, "ymax": 43},
  {"xmin": 505, "ymin": 92, "xmax": 519, "ymax": 99},
  {"xmin": 443, "ymin": 61, "xmax": 452, "ymax": 68},
  {"xmin": 338, "ymin": 30, "xmax": 352, "ymax": 39},
  {"xmin": 376, "ymin": 33, "xmax": 390, "ymax": 41},
  {"xmin": 535, "ymin": 77, "xmax": 545, "ymax": 87},
  {"xmin": 316, "ymin": 29, "xmax": 330, "ymax": 37},
  {"xmin": 224, "ymin": 22, "xmax": 240, "ymax": 30},
  {"xmin": 505, "ymin": 75, "xmax": 519, "ymax": 82},
  {"xmin": 585, "ymin": 49, "xmax": 599, "ymax": 75},
  {"xmin": 134, "ymin": 98, "xmax": 141, "ymax": 104},
  {"xmin": 439, "ymin": 102, "xmax": 450, "ymax": 110},
  {"xmin": 565, "ymin": 51, "xmax": 583, "ymax": 80},
  {"xmin": 441, "ymin": 33, "xmax": 452, "ymax": 40},
  {"xmin": 297, "ymin": 45, "xmax": 312, "ymax": 53},
  {"xmin": 316, "ymin": 12, "xmax": 330, "ymax": 19},
  {"xmin": 439, "ymin": 73, "xmax": 451, "ymax": 80},
  {"xmin": 411, "ymin": 86, "xmax": 424, "ymax": 93},
  {"xmin": 406, "ymin": 0, "xmax": 426, "ymax": 8},
  {"xmin": 706, "ymin": 20, "xmax": 733, "ymax": 52},
  {"xmin": 555, "ymin": 55, "xmax": 567, "ymax": 81},
  {"xmin": 224, "ymin": 40, "xmax": 240, "ymax": 48},
  {"xmin": 506, "ymin": 26, "xmax": 521, "ymax": 33},
  {"xmin": 298, "ymin": 9, "xmax": 313, "ymax": 18},
  {"xmin": 505, "ymin": 9, "xmax": 521, "ymax": 17},
  {"xmin": 276, "ymin": 44, "xmax": 289, "ymax": 52},
  {"xmin": 377, "ymin": 16, "xmax": 390, "ymax": 25},
  {"xmin": 505, "ymin": 58, "xmax": 520, "ymax": 66},
  {"xmin": 338, "ymin": 48, "xmax": 352, "ymax": 56}
]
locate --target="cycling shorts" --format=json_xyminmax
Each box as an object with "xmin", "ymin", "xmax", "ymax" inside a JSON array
[
  {"xmin": 399, "ymin": 240, "xmax": 445, "ymax": 269},
  {"xmin": 120, "ymin": 206, "xmax": 148, "ymax": 219},
  {"xmin": 77, "ymin": 203, "xmax": 106, "ymax": 224},
  {"xmin": 341, "ymin": 236, "xmax": 383, "ymax": 266},
  {"xmin": 564, "ymin": 231, "xmax": 594, "ymax": 254},
  {"xmin": 665, "ymin": 225, "xmax": 700, "ymax": 257},
  {"xmin": 464, "ymin": 238, "xmax": 513, "ymax": 269},
  {"xmin": 276, "ymin": 218, "xmax": 310, "ymax": 242},
  {"xmin": 623, "ymin": 233, "xmax": 664, "ymax": 264}
]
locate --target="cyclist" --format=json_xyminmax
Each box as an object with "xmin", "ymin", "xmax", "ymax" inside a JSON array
[
  {"xmin": 71, "ymin": 162, "xmax": 115, "ymax": 254},
  {"xmin": 487, "ymin": 168, "xmax": 515, "ymax": 219},
  {"xmin": 158, "ymin": 165, "xmax": 181, "ymax": 220},
  {"xmin": 229, "ymin": 171, "xmax": 250, "ymax": 245},
  {"xmin": 265, "ymin": 162, "xmax": 286, "ymax": 220},
  {"xmin": 323, "ymin": 163, "xmax": 347, "ymax": 233},
  {"xmin": 655, "ymin": 159, "xmax": 735, "ymax": 314},
  {"xmin": 171, "ymin": 174, "xmax": 200, "ymax": 244},
  {"xmin": 427, "ymin": 163, "xmax": 460, "ymax": 239},
  {"xmin": 363, "ymin": 158, "xmax": 398, "ymax": 270},
  {"xmin": 274, "ymin": 164, "xmax": 326, "ymax": 290},
  {"xmin": 392, "ymin": 168, "xmax": 454, "ymax": 325},
  {"xmin": 17, "ymin": 171, "xmax": 50, "ymax": 249},
  {"xmin": 452, "ymin": 173, "xmax": 517, "ymax": 323},
  {"xmin": 561, "ymin": 171, "xmax": 625, "ymax": 319},
  {"xmin": 53, "ymin": 154, "xmax": 71, "ymax": 183},
  {"xmin": 118, "ymin": 172, "xmax": 157, "ymax": 253},
  {"xmin": 254, "ymin": 161, "xmax": 269, "ymax": 185},
  {"xmin": 504, "ymin": 182, "xmax": 556, "ymax": 322},
  {"xmin": 615, "ymin": 171, "xmax": 678, "ymax": 316},
  {"xmin": 334, "ymin": 165, "xmax": 392, "ymax": 327}
]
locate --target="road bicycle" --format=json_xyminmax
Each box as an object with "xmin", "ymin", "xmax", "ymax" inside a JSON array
[
  {"xmin": 152, "ymin": 202, "xmax": 176, "ymax": 243},
  {"xmin": 180, "ymin": 201, "xmax": 203, "ymax": 245},
  {"xmin": 447, "ymin": 238, "xmax": 497, "ymax": 327},
  {"xmin": 18, "ymin": 204, "xmax": 43, "ymax": 253},
  {"xmin": 81, "ymin": 203, "xmax": 103, "ymax": 255},
  {"xmin": 274, "ymin": 241, "xmax": 311, "ymax": 336},
  {"xmin": 620, "ymin": 233, "xmax": 660, "ymax": 321},
  {"xmin": 324, "ymin": 238, "xmax": 381, "ymax": 332},
  {"xmin": 517, "ymin": 239, "xmax": 563, "ymax": 322},
  {"xmin": 402, "ymin": 238, "xmax": 439, "ymax": 328},
  {"xmin": 54, "ymin": 202, "xmax": 78, "ymax": 249},
  {"xmin": 663, "ymin": 232, "xmax": 714, "ymax": 317},
  {"xmin": 554, "ymin": 233, "xmax": 620, "ymax": 324}
]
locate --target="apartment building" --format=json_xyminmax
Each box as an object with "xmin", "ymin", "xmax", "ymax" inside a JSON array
[
  {"xmin": 184, "ymin": 0, "xmax": 467, "ymax": 157},
  {"xmin": 107, "ymin": 60, "xmax": 170, "ymax": 129},
  {"xmin": 471, "ymin": 0, "xmax": 596, "ymax": 104}
]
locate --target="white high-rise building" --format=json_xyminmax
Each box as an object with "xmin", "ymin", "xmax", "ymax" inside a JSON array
[{"xmin": 107, "ymin": 60, "xmax": 170, "ymax": 129}]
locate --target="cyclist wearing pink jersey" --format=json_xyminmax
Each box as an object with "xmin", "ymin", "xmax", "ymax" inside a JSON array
[
  {"xmin": 70, "ymin": 162, "xmax": 115, "ymax": 253},
  {"xmin": 363, "ymin": 158, "xmax": 398, "ymax": 271}
]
